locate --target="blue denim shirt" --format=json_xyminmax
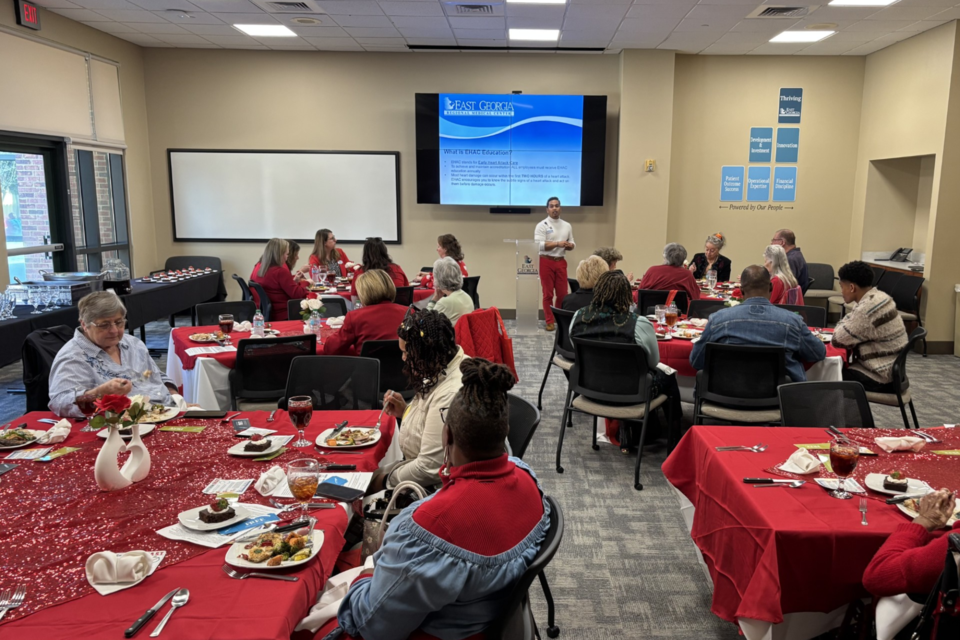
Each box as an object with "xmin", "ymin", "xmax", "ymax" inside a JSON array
[
  {"xmin": 338, "ymin": 458, "xmax": 550, "ymax": 640},
  {"xmin": 689, "ymin": 297, "xmax": 826, "ymax": 382}
]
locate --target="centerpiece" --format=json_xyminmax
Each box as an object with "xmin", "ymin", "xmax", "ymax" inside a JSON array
[{"xmin": 91, "ymin": 394, "xmax": 154, "ymax": 491}]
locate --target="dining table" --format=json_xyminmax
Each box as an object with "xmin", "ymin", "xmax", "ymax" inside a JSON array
[
  {"xmin": 0, "ymin": 408, "xmax": 397, "ymax": 640},
  {"xmin": 662, "ymin": 424, "xmax": 960, "ymax": 640}
]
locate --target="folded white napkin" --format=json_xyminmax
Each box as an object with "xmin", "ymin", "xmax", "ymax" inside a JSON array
[
  {"xmin": 778, "ymin": 448, "xmax": 822, "ymax": 474},
  {"xmin": 344, "ymin": 262, "xmax": 360, "ymax": 272},
  {"xmin": 295, "ymin": 555, "xmax": 375, "ymax": 633},
  {"xmin": 234, "ymin": 320, "xmax": 253, "ymax": 332},
  {"xmin": 86, "ymin": 550, "xmax": 152, "ymax": 596},
  {"xmin": 655, "ymin": 362, "xmax": 677, "ymax": 376},
  {"xmin": 876, "ymin": 595, "xmax": 924, "ymax": 640},
  {"xmin": 874, "ymin": 436, "xmax": 926, "ymax": 453},
  {"xmin": 687, "ymin": 318, "xmax": 708, "ymax": 328},
  {"xmin": 170, "ymin": 394, "xmax": 188, "ymax": 411},
  {"xmin": 39, "ymin": 418, "xmax": 71, "ymax": 444},
  {"xmin": 326, "ymin": 316, "xmax": 345, "ymax": 329},
  {"xmin": 255, "ymin": 465, "xmax": 287, "ymax": 496}
]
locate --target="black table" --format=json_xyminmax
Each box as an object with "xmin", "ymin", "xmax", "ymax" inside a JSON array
[{"xmin": 0, "ymin": 305, "xmax": 81, "ymax": 368}]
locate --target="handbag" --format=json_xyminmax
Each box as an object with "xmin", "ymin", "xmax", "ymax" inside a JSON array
[{"xmin": 360, "ymin": 481, "xmax": 427, "ymax": 562}]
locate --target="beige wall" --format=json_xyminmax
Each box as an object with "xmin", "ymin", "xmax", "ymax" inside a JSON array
[
  {"xmin": 141, "ymin": 49, "xmax": 621, "ymax": 309},
  {"xmin": 861, "ymin": 157, "xmax": 922, "ymax": 252},
  {"xmin": 913, "ymin": 155, "xmax": 934, "ymax": 252}
]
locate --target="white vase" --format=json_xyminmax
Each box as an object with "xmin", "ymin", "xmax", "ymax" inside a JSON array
[
  {"xmin": 94, "ymin": 425, "xmax": 133, "ymax": 492},
  {"xmin": 121, "ymin": 424, "xmax": 151, "ymax": 482}
]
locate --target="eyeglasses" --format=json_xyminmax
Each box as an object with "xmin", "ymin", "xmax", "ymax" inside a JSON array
[
  {"xmin": 439, "ymin": 407, "xmax": 449, "ymax": 424},
  {"xmin": 88, "ymin": 318, "xmax": 126, "ymax": 330}
]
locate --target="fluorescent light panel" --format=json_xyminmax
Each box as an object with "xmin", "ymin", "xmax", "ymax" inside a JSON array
[
  {"xmin": 234, "ymin": 24, "xmax": 296, "ymax": 37},
  {"xmin": 770, "ymin": 30, "xmax": 835, "ymax": 43},
  {"xmin": 506, "ymin": 0, "xmax": 566, "ymax": 4},
  {"xmin": 509, "ymin": 28, "xmax": 560, "ymax": 41},
  {"xmin": 829, "ymin": 0, "xmax": 899, "ymax": 6}
]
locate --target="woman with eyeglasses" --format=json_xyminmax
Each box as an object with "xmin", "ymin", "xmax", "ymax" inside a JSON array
[{"xmin": 48, "ymin": 292, "xmax": 180, "ymax": 417}]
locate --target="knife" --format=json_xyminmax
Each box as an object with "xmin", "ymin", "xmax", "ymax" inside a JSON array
[
  {"xmin": 125, "ymin": 588, "xmax": 181, "ymax": 637},
  {"xmin": 885, "ymin": 493, "xmax": 931, "ymax": 505},
  {"xmin": 328, "ymin": 420, "xmax": 349, "ymax": 439},
  {"xmin": 743, "ymin": 478, "xmax": 796, "ymax": 484}
]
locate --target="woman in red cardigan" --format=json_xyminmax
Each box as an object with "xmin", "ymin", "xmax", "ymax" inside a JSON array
[
  {"xmin": 323, "ymin": 269, "xmax": 408, "ymax": 356},
  {"xmin": 250, "ymin": 238, "xmax": 310, "ymax": 321},
  {"xmin": 308, "ymin": 228, "xmax": 350, "ymax": 277},
  {"xmin": 352, "ymin": 237, "xmax": 408, "ymax": 289},
  {"xmin": 638, "ymin": 243, "xmax": 701, "ymax": 310},
  {"xmin": 419, "ymin": 234, "xmax": 468, "ymax": 288}
]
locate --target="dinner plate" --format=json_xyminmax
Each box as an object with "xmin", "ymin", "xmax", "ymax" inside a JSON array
[
  {"xmin": 178, "ymin": 503, "xmax": 252, "ymax": 531},
  {"xmin": 137, "ymin": 407, "xmax": 181, "ymax": 424},
  {"xmin": 672, "ymin": 330, "xmax": 701, "ymax": 341},
  {"xmin": 897, "ymin": 497, "xmax": 960, "ymax": 526},
  {"xmin": 864, "ymin": 473, "xmax": 933, "ymax": 496},
  {"xmin": 97, "ymin": 425, "xmax": 156, "ymax": 440},
  {"xmin": 0, "ymin": 430, "xmax": 41, "ymax": 450},
  {"xmin": 226, "ymin": 529, "xmax": 324, "ymax": 570},
  {"xmin": 227, "ymin": 437, "xmax": 286, "ymax": 457},
  {"xmin": 655, "ymin": 334, "xmax": 672, "ymax": 341},
  {"xmin": 188, "ymin": 333, "xmax": 220, "ymax": 343},
  {"xmin": 315, "ymin": 427, "xmax": 381, "ymax": 449}
]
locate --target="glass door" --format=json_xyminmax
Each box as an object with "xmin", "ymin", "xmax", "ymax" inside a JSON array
[{"xmin": 0, "ymin": 150, "xmax": 57, "ymax": 281}]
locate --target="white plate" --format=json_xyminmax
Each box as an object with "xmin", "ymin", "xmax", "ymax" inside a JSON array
[
  {"xmin": 188, "ymin": 333, "xmax": 220, "ymax": 343},
  {"xmin": 227, "ymin": 437, "xmax": 286, "ymax": 457},
  {"xmin": 226, "ymin": 529, "xmax": 324, "ymax": 570},
  {"xmin": 97, "ymin": 425, "xmax": 156, "ymax": 440},
  {"xmin": 0, "ymin": 429, "xmax": 41, "ymax": 450},
  {"xmin": 315, "ymin": 427, "xmax": 381, "ymax": 449},
  {"xmin": 655, "ymin": 334, "xmax": 672, "ymax": 341},
  {"xmin": 897, "ymin": 497, "xmax": 960, "ymax": 526},
  {"xmin": 137, "ymin": 407, "xmax": 181, "ymax": 424},
  {"xmin": 178, "ymin": 503, "xmax": 252, "ymax": 531},
  {"xmin": 864, "ymin": 473, "xmax": 932, "ymax": 496}
]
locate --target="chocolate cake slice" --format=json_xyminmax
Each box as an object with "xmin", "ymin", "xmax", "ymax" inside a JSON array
[
  {"xmin": 883, "ymin": 472, "xmax": 909, "ymax": 492},
  {"xmin": 244, "ymin": 438, "xmax": 272, "ymax": 452},
  {"xmin": 199, "ymin": 498, "xmax": 236, "ymax": 523}
]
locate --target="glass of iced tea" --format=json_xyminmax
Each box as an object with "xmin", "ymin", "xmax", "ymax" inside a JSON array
[
  {"xmin": 665, "ymin": 303, "xmax": 679, "ymax": 328},
  {"xmin": 288, "ymin": 395, "xmax": 314, "ymax": 448},
  {"xmin": 75, "ymin": 389, "xmax": 100, "ymax": 432},
  {"xmin": 829, "ymin": 440, "xmax": 860, "ymax": 500},
  {"xmin": 218, "ymin": 314, "xmax": 234, "ymax": 344},
  {"xmin": 287, "ymin": 458, "xmax": 320, "ymax": 517}
]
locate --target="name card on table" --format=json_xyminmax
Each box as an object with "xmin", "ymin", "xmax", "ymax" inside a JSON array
[
  {"xmin": 185, "ymin": 345, "xmax": 237, "ymax": 357},
  {"xmin": 160, "ymin": 425, "xmax": 207, "ymax": 433}
]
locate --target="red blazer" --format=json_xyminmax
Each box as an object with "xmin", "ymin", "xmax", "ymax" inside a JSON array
[
  {"xmin": 638, "ymin": 265, "xmax": 701, "ymax": 304},
  {"xmin": 322, "ymin": 302, "xmax": 408, "ymax": 356},
  {"xmin": 308, "ymin": 248, "xmax": 350, "ymax": 276},
  {"xmin": 250, "ymin": 264, "xmax": 310, "ymax": 321},
  {"xmin": 354, "ymin": 263, "xmax": 408, "ymax": 289}
]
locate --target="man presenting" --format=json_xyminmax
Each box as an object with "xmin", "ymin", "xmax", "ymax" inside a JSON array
[
  {"xmin": 535, "ymin": 197, "xmax": 575, "ymax": 331},
  {"xmin": 772, "ymin": 228, "xmax": 809, "ymax": 292}
]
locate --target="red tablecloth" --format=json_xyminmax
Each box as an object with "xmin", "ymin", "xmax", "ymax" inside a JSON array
[
  {"xmin": 172, "ymin": 321, "xmax": 339, "ymax": 370},
  {"xmin": 662, "ymin": 425, "xmax": 960, "ymax": 626},
  {"xmin": 312, "ymin": 286, "xmax": 434, "ymax": 305},
  {"xmin": 0, "ymin": 409, "xmax": 395, "ymax": 639}
]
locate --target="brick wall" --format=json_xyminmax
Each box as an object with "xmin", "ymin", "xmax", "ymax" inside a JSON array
[
  {"xmin": 94, "ymin": 152, "xmax": 115, "ymax": 245},
  {"xmin": 15, "ymin": 155, "xmax": 52, "ymax": 280}
]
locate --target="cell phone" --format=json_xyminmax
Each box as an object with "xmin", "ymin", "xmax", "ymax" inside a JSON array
[
  {"xmin": 231, "ymin": 418, "xmax": 252, "ymax": 433},
  {"xmin": 183, "ymin": 410, "xmax": 227, "ymax": 419},
  {"xmin": 314, "ymin": 482, "xmax": 364, "ymax": 503}
]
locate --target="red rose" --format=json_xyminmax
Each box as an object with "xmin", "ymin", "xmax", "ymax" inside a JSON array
[{"xmin": 96, "ymin": 394, "xmax": 131, "ymax": 415}]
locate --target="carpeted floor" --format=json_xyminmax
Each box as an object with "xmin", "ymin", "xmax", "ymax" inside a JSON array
[{"xmin": 1, "ymin": 319, "xmax": 958, "ymax": 638}]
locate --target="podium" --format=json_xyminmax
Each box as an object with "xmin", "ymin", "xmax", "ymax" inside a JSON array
[{"xmin": 504, "ymin": 239, "xmax": 541, "ymax": 335}]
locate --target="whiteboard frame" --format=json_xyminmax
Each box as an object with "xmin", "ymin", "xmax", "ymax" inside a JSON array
[{"xmin": 167, "ymin": 149, "xmax": 402, "ymax": 244}]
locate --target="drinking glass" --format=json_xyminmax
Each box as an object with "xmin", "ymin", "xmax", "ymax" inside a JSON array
[
  {"xmin": 286, "ymin": 458, "xmax": 320, "ymax": 518},
  {"xmin": 665, "ymin": 303, "xmax": 679, "ymax": 328},
  {"xmin": 706, "ymin": 270, "xmax": 718, "ymax": 292},
  {"xmin": 0, "ymin": 293, "xmax": 9, "ymax": 320},
  {"xmin": 28, "ymin": 287, "xmax": 43, "ymax": 314},
  {"xmin": 40, "ymin": 287, "xmax": 54, "ymax": 311},
  {"xmin": 288, "ymin": 395, "xmax": 314, "ymax": 448},
  {"xmin": 654, "ymin": 304, "xmax": 667, "ymax": 329},
  {"xmin": 218, "ymin": 314, "xmax": 234, "ymax": 344},
  {"xmin": 829, "ymin": 440, "xmax": 860, "ymax": 500},
  {"xmin": 75, "ymin": 389, "xmax": 100, "ymax": 432}
]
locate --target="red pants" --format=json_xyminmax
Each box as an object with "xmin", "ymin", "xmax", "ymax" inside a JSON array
[{"xmin": 540, "ymin": 256, "xmax": 568, "ymax": 324}]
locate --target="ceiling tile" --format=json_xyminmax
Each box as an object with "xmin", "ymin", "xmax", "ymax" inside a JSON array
[
  {"xmin": 266, "ymin": 43, "xmax": 319, "ymax": 49},
  {"xmin": 712, "ymin": 31, "xmax": 770, "ymax": 46},
  {"xmin": 657, "ymin": 33, "xmax": 716, "ymax": 52},
  {"xmin": 302, "ymin": 36, "xmax": 365, "ymax": 48},
  {"xmin": 159, "ymin": 11, "xmax": 225, "ymax": 24},
  {"xmin": 82, "ymin": 20, "xmax": 138, "ymax": 32},
  {"xmin": 354, "ymin": 36, "xmax": 407, "ymax": 43},
  {"xmin": 508, "ymin": 48, "xmax": 555, "ymax": 53},
  {"xmin": 626, "ymin": 2, "xmax": 695, "ymax": 21},
  {"xmin": 806, "ymin": 7, "xmax": 881, "ymax": 21},
  {"xmin": 404, "ymin": 37, "xmax": 458, "ymax": 45},
  {"xmin": 789, "ymin": 17, "xmax": 860, "ymax": 31},
  {"xmin": 127, "ymin": 0, "xmax": 196, "ymax": 9},
  {"xmin": 397, "ymin": 26, "xmax": 455, "ymax": 38},
  {"xmin": 930, "ymin": 7, "xmax": 960, "ymax": 20},
  {"xmin": 32, "ymin": 0, "xmax": 82, "ymax": 7},
  {"xmin": 748, "ymin": 42, "xmax": 809, "ymax": 55},
  {"xmin": 456, "ymin": 38, "xmax": 508, "ymax": 46},
  {"xmin": 211, "ymin": 12, "xmax": 279, "ymax": 23},
  {"xmin": 843, "ymin": 40, "xmax": 896, "ymax": 56},
  {"xmin": 673, "ymin": 16, "xmax": 740, "ymax": 32},
  {"xmin": 128, "ymin": 22, "xmax": 189, "ymax": 33},
  {"xmin": 826, "ymin": 31, "xmax": 876, "ymax": 43},
  {"xmin": 700, "ymin": 44, "xmax": 756, "ymax": 55},
  {"xmin": 565, "ymin": 4, "xmax": 629, "ymax": 20},
  {"xmin": 291, "ymin": 25, "xmax": 351, "ymax": 36},
  {"xmin": 187, "ymin": 0, "xmax": 262, "ymax": 11},
  {"xmin": 616, "ymin": 18, "xmax": 681, "ymax": 34},
  {"xmin": 866, "ymin": 5, "xmax": 946, "ymax": 21},
  {"xmin": 73, "ymin": 0, "xmax": 138, "ymax": 8},
  {"xmin": 844, "ymin": 19, "xmax": 919, "ymax": 32},
  {"xmin": 330, "ymin": 15, "xmax": 394, "ymax": 27},
  {"xmin": 361, "ymin": 44, "xmax": 410, "ymax": 49},
  {"xmin": 92, "ymin": 8, "xmax": 171, "ymax": 21},
  {"xmin": 182, "ymin": 24, "xmax": 238, "ymax": 35},
  {"xmin": 505, "ymin": 5, "xmax": 566, "ymax": 20},
  {"xmin": 316, "ymin": 1, "xmax": 385, "ymax": 16},
  {"xmin": 795, "ymin": 40, "xmax": 860, "ymax": 55},
  {"xmin": 568, "ymin": 0, "xmax": 631, "ymax": 4},
  {"xmin": 154, "ymin": 33, "xmax": 216, "ymax": 44},
  {"xmin": 378, "ymin": 1, "xmax": 444, "ymax": 17},
  {"xmin": 902, "ymin": 0, "xmax": 960, "ymax": 5},
  {"xmin": 898, "ymin": 19, "xmax": 950, "ymax": 31},
  {"xmin": 453, "ymin": 28, "xmax": 506, "ymax": 39},
  {"xmin": 447, "ymin": 17, "xmax": 506, "ymax": 29},
  {"xmin": 507, "ymin": 16, "xmax": 564, "ymax": 29},
  {"xmin": 49, "ymin": 8, "xmax": 112, "ymax": 20},
  {"xmin": 115, "ymin": 32, "xmax": 170, "ymax": 45},
  {"xmin": 610, "ymin": 33, "xmax": 667, "ymax": 47},
  {"xmin": 202, "ymin": 34, "xmax": 263, "ymax": 46},
  {"xmin": 389, "ymin": 16, "xmax": 449, "ymax": 28},
  {"xmin": 730, "ymin": 18, "xmax": 801, "ymax": 33},
  {"xmin": 342, "ymin": 26, "xmax": 403, "ymax": 37}
]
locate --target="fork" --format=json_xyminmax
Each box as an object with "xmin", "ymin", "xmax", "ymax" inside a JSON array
[
  {"xmin": 221, "ymin": 565, "xmax": 299, "ymax": 582},
  {"xmin": 0, "ymin": 585, "xmax": 26, "ymax": 621},
  {"xmin": 859, "ymin": 498, "xmax": 868, "ymax": 526}
]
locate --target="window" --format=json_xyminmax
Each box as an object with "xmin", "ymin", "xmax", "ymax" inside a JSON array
[{"xmin": 70, "ymin": 147, "xmax": 130, "ymax": 272}]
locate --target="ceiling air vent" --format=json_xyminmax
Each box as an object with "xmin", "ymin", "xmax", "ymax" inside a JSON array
[
  {"xmin": 746, "ymin": 5, "xmax": 818, "ymax": 19},
  {"xmin": 442, "ymin": 2, "xmax": 505, "ymax": 17},
  {"xmin": 251, "ymin": 0, "xmax": 324, "ymax": 13},
  {"xmin": 454, "ymin": 4, "xmax": 494, "ymax": 14}
]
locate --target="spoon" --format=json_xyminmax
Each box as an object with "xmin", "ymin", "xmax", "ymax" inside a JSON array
[
  {"xmin": 150, "ymin": 588, "xmax": 189, "ymax": 637},
  {"xmin": 754, "ymin": 480, "xmax": 806, "ymax": 489}
]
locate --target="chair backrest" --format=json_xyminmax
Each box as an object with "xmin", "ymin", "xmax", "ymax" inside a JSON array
[
  {"xmin": 395, "ymin": 286, "xmax": 415, "ymax": 307},
  {"xmin": 806, "ymin": 263, "xmax": 835, "ymax": 291},
  {"xmin": 778, "ymin": 381, "xmax": 875, "ymax": 428},
  {"xmin": 319, "ymin": 296, "xmax": 350, "ymax": 318},
  {"xmin": 775, "ymin": 304, "xmax": 827, "ymax": 328},
  {"xmin": 420, "ymin": 266, "xmax": 433, "ymax": 273},
  {"xmin": 247, "ymin": 281, "xmax": 273, "ymax": 321},
  {"xmin": 687, "ymin": 299, "xmax": 727, "ymax": 320},
  {"xmin": 462, "ymin": 276, "xmax": 481, "ymax": 310},
  {"xmin": 567, "ymin": 277, "xmax": 580, "ymax": 294},
  {"xmin": 550, "ymin": 306, "xmax": 576, "ymax": 361},
  {"xmin": 359, "ymin": 340, "xmax": 411, "ymax": 399},
  {"xmin": 195, "ymin": 301, "xmax": 257, "ymax": 326},
  {"xmin": 485, "ymin": 496, "xmax": 564, "ymax": 640},
  {"xmin": 700, "ymin": 343, "xmax": 787, "ymax": 406},
  {"xmin": 506, "ymin": 393, "xmax": 541, "ymax": 459},
  {"xmin": 889, "ymin": 276, "xmax": 924, "ymax": 314},
  {"xmin": 22, "ymin": 325, "xmax": 75, "ymax": 413},
  {"xmin": 637, "ymin": 289, "xmax": 689, "ymax": 315},
  {"xmin": 877, "ymin": 270, "xmax": 903, "ymax": 296},
  {"xmin": 230, "ymin": 335, "xmax": 317, "ymax": 406},
  {"xmin": 870, "ymin": 266, "xmax": 886, "ymax": 289},
  {"xmin": 232, "ymin": 274, "xmax": 254, "ymax": 302},
  {"xmin": 279, "ymin": 355, "xmax": 380, "ymax": 411},
  {"xmin": 570, "ymin": 337, "xmax": 653, "ymax": 405},
  {"xmin": 287, "ymin": 299, "xmax": 305, "ymax": 321},
  {"xmin": 892, "ymin": 327, "xmax": 927, "ymax": 390},
  {"xmin": 166, "ymin": 256, "xmax": 221, "ymax": 271}
]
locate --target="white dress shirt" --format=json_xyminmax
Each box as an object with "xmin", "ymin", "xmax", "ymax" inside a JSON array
[{"xmin": 535, "ymin": 216, "xmax": 575, "ymax": 257}]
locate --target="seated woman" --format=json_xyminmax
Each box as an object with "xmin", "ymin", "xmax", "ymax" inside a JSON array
[
  {"xmin": 286, "ymin": 239, "xmax": 310, "ymax": 276},
  {"xmin": 251, "ymin": 238, "xmax": 311, "ymax": 321},
  {"xmin": 420, "ymin": 234, "xmax": 468, "ymax": 287},
  {"xmin": 562, "ymin": 255, "xmax": 607, "ymax": 312},
  {"xmin": 832, "ymin": 260, "xmax": 909, "ymax": 393},
  {"xmin": 353, "ymin": 238, "xmax": 408, "ymax": 290},
  {"xmin": 323, "ymin": 270, "xmax": 408, "ymax": 356},
  {"xmin": 570, "ymin": 271, "xmax": 682, "ymax": 452},
  {"xmin": 764, "ymin": 244, "xmax": 803, "ymax": 305},
  {"xmin": 336, "ymin": 358, "xmax": 549, "ymax": 640},
  {"xmin": 426, "ymin": 257, "xmax": 474, "ymax": 325},
  {"xmin": 49, "ymin": 292, "xmax": 180, "ymax": 417},
  {"xmin": 593, "ymin": 247, "xmax": 633, "ymax": 283},
  {"xmin": 688, "ymin": 233, "xmax": 732, "ymax": 281},
  {"xmin": 371, "ymin": 309, "xmax": 465, "ymax": 493},
  {"xmin": 309, "ymin": 228, "xmax": 349, "ymax": 277},
  {"xmin": 638, "ymin": 243, "xmax": 701, "ymax": 306}
]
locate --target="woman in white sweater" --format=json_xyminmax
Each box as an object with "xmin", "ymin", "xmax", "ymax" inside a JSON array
[{"xmin": 426, "ymin": 256, "xmax": 475, "ymax": 325}]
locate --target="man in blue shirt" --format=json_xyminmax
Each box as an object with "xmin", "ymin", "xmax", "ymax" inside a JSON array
[
  {"xmin": 772, "ymin": 228, "xmax": 809, "ymax": 292},
  {"xmin": 690, "ymin": 265, "xmax": 826, "ymax": 382}
]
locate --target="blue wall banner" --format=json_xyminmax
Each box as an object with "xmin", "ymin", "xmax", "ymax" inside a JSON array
[
  {"xmin": 749, "ymin": 127, "xmax": 773, "ymax": 163},
  {"xmin": 775, "ymin": 127, "xmax": 800, "ymax": 163},
  {"xmin": 773, "ymin": 167, "xmax": 797, "ymax": 202},
  {"xmin": 747, "ymin": 167, "xmax": 771, "ymax": 201},
  {"xmin": 720, "ymin": 166, "xmax": 744, "ymax": 201},
  {"xmin": 778, "ymin": 88, "xmax": 803, "ymax": 123}
]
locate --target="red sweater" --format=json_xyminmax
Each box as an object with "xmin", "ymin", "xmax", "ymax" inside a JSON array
[
  {"xmin": 308, "ymin": 247, "xmax": 350, "ymax": 276},
  {"xmin": 354, "ymin": 263, "xmax": 409, "ymax": 289},
  {"xmin": 250, "ymin": 264, "xmax": 310, "ymax": 321},
  {"xmin": 862, "ymin": 521, "xmax": 960, "ymax": 597},
  {"xmin": 639, "ymin": 265, "xmax": 701, "ymax": 304},
  {"xmin": 322, "ymin": 302, "xmax": 408, "ymax": 356}
]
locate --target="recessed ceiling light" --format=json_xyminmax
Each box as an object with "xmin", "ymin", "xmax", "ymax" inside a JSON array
[
  {"xmin": 234, "ymin": 24, "xmax": 297, "ymax": 37},
  {"xmin": 770, "ymin": 30, "xmax": 835, "ymax": 43},
  {"xmin": 829, "ymin": 0, "xmax": 899, "ymax": 6},
  {"xmin": 506, "ymin": 0, "xmax": 566, "ymax": 4},
  {"xmin": 509, "ymin": 28, "xmax": 560, "ymax": 41}
]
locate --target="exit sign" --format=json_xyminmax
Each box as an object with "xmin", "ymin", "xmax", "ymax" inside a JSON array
[{"xmin": 16, "ymin": 0, "xmax": 41, "ymax": 31}]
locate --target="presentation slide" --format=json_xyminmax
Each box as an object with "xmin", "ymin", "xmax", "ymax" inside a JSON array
[{"xmin": 438, "ymin": 93, "xmax": 584, "ymax": 206}]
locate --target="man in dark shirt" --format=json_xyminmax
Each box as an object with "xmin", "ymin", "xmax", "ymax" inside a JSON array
[{"xmin": 772, "ymin": 228, "xmax": 809, "ymax": 292}]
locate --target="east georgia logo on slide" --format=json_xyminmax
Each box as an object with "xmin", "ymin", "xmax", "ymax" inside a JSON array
[{"xmin": 445, "ymin": 97, "xmax": 455, "ymax": 110}]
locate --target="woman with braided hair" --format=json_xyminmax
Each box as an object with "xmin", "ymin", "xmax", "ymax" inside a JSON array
[
  {"xmin": 370, "ymin": 309, "xmax": 466, "ymax": 493},
  {"xmin": 337, "ymin": 358, "xmax": 550, "ymax": 640}
]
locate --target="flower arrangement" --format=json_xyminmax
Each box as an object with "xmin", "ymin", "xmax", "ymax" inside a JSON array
[
  {"xmin": 88, "ymin": 394, "xmax": 153, "ymax": 430},
  {"xmin": 724, "ymin": 288, "xmax": 744, "ymax": 307},
  {"xmin": 299, "ymin": 298, "xmax": 326, "ymax": 321}
]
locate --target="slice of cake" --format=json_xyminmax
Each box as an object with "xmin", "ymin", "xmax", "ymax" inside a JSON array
[
  {"xmin": 244, "ymin": 434, "xmax": 272, "ymax": 452},
  {"xmin": 199, "ymin": 498, "xmax": 236, "ymax": 523},
  {"xmin": 883, "ymin": 471, "xmax": 909, "ymax": 492}
]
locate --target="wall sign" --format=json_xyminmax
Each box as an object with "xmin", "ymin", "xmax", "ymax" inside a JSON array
[
  {"xmin": 747, "ymin": 167, "xmax": 771, "ymax": 202},
  {"xmin": 16, "ymin": 0, "xmax": 41, "ymax": 31},
  {"xmin": 720, "ymin": 166, "xmax": 744, "ymax": 202},
  {"xmin": 778, "ymin": 88, "xmax": 802, "ymax": 123},
  {"xmin": 749, "ymin": 127, "xmax": 773, "ymax": 163},
  {"xmin": 775, "ymin": 127, "xmax": 800, "ymax": 163},
  {"xmin": 773, "ymin": 167, "xmax": 797, "ymax": 202}
]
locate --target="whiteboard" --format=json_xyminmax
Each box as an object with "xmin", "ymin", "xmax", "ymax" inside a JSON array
[{"xmin": 168, "ymin": 150, "xmax": 400, "ymax": 242}]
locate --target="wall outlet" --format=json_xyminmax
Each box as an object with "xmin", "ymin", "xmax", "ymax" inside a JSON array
[{"xmin": 644, "ymin": 159, "xmax": 656, "ymax": 173}]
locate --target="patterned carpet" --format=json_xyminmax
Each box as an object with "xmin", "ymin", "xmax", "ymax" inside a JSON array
[{"xmin": 1, "ymin": 319, "xmax": 958, "ymax": 638}]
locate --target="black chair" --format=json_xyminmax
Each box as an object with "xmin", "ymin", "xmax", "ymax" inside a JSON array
[
  {"xmin": 359, "ymin": 340, "xmax": 414, "ymax": 402},
  {"xmin": 567, "ymin": 278, "xmax": 580, "ymax": 294},
  {"xmin": 557, "ymin": 338, "xmax": 672, "ymax": 490},
  {"xmin": 804, "ymin": 263, "xmax": 836, "ymax": 303},
  {"xmin": 232, "ymin": 274, "xmax": 254, "ymax": 302},
  {"xmin": 870, "ymin": 266, "xmax": 886, "ymax": 289},
  {"xmin": 864, "ymin": 327, "xmax": 926, "ymax": 429},
  {"xmin": 22, "ymin": 325, "xmax": 75, "ymax": 413},
  {"xmin": 462, "ymin": 276, "xmax": 481, "ymax": 310},
  {"xmin": 248, "ymin": 281, "xmax": 273, "ymax": 322},
  {"xmin": 537, "ymin": 307, "xmax": 575, "ymax": 411},
  {"xmin": 228, "ymin": 335, "xmax": 317, "ymax": 411},
  {"xmin": 485, "ymin": 496, "xmax": 563, "ymax": 640},
  {"xmin": 419, "ymin": 266, "xmax": 433, "ymax": 274},
  {"xmin": 778, "ymin": 381, "xmax": 875, "ymax": 428},
  {"xmin": 277, "ymin": 355, "xmax": 380, "ymax": 411},
  {"xmin": 890, "ymin": 275, "xmax": 926, "ymax": 356},
  {"xmin": 166, "ymin": 256, "xmax": 226, "ymax": 326},
  {"xmin": 507, "ymin": 393, "xmax": 541, "ymax": 459},
  {"xmin": 877, "ymin": 270, "xmax": 903, "ymax": 297},
  {"xmin": 775, "ymin": 304, "xmax": 827, "ymax": 328},
  {"xmin": 195, "ymin": 301, "xmax": 257, "ymax": 326},
  {"xmin": 288, "ymin": 297, "xmax": 349, "ymax": 321},
  {"xmin": 395, "ymin": 286, "xmax": 415, "ymax": 307},
  {"xmin": 693, "ymin": 344, "xmax": 787, "ymax": 425},
  {"xmin": 637, "ymin": 289, "xmax": 689, "ymax": 315},
  {"xmin": 687, "ymin": 299, "xmax": 727, "ymax": 320}
]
